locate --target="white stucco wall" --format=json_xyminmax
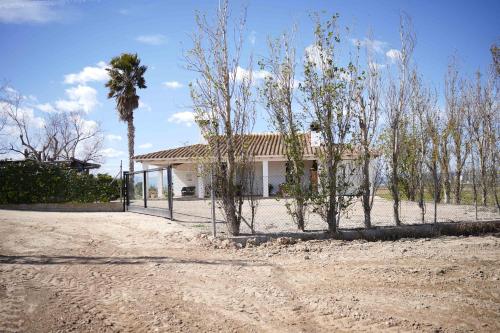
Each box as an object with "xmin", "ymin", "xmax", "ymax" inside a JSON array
[{"xmin": 172, "ymin": 164, "xmax": 198, "ymax": 197}]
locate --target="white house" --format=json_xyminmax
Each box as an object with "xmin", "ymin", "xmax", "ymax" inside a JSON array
[{"xmin": 133, "ymin": 132, "xmax": 372, "ymax": 199}]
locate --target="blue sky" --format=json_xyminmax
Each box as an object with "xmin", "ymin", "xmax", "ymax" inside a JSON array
[{"xmin": 1, "ymin": 0, "xmax": 498, "ymax": 174}]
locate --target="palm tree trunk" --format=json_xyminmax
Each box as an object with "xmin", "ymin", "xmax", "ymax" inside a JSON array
[
  {"xmin": 127, "ymin": 117, "xmax": 135, "ymax": 174},
  {"xmin": 127, "ymin": 116, "xmax": 135, "ymax": 199}
]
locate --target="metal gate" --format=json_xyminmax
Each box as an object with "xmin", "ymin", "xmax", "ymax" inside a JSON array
[{"xmin": 123, "ymin": 166, "xmax": 173, "ymax": 219}]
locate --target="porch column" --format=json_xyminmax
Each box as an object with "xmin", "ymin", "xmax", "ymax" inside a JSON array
[
  {"xmin": 197, "ymin": 164, "xmax": 205, "ymax": 199},
  {"xmin": 262, "ymin": 160, "xmax": 269, "ymax": 197},
  {"xmin": 142, "ymin": 163, "xmax": 149, "ymax": 198},
  {"xmin": 158, "ymin": 169, "xmax": 164, "ymax": 199}
]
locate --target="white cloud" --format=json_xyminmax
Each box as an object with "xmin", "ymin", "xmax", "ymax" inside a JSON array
[
  {"xmin": 64, "ymin": 61, "xmax": 109, "ymax": 85},
  {"xmin": 234, "ymin": 66, "xmax": 271, "ymax": 83},
  {"xmin": 100, "ymin": 148, "xmax": 125, "ymax": 158},
  {"xmin": 106, "ymin": 134, "xmax": 122, "ymax": 141},
  {"xmin": 163, "ymin": 81, "xmax": 183, "ymax": 89},
  {"xmin": 139, "ymin": 100, "xmax": 151, "ymax": 112},
  {"xmin": 80, "ymin": 117, "xmax": 98, "ymax": 132},
  {"xmin": 138, "ymin": 143, "xmax": 153, "ymax": 149},
  {"xmin": 351, "ymin": 38, "xmax": 388, "ymax": 54},
  {"xmin": 386, "ymin": 49, "xmax": 402, "ymax": 62},
  {"xmin": 369, "ymin": 61, "xmax": 386, "ymax": 71},
  {"xmin": 168, "ymin": 111, "xmax": 195, "ymax": 127},
  {"xmin": 0, "ymin": 0, "xmax": 61, "ymax": 24},
  {"xmin": 304, "ymin": 44, "xmax": 325, "ymax": 66},
  {"xmin": 136, "ymin": 34, "xmax": 166, "ymax": 45},
  {"xmin": 55, "ymin": 85, "xmax": 98, "ymax": 114},
  {"xmin": 35, "ymin": 103, "xmax": 56, "ymax": 113}
]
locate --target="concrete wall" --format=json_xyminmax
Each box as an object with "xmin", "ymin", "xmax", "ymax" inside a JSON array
[{"xmin": 0, "ymin": 202, "xmax": 123, "ymax": 212}]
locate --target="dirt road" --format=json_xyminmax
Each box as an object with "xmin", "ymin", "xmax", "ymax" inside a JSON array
[{"xmin": 1, "ymin": 210, "xmax": 499, "ymax": 332}]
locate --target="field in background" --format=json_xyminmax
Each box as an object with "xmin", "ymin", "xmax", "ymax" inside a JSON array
[{"xmin": 376, "ymin": 185, "xmax": 500, "ymax": 207}]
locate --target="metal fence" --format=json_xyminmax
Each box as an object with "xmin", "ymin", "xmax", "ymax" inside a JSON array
[
  {"xmin": 170, "ymin": 175, "xmax": 500, "ymax": 236},
  {"xmin": 123, "ymin": 167, "xmax": 173, "ymax": 219},
  {"xmin": 123, "ymin": 169, "xmax": 500, "ymax": 236}
]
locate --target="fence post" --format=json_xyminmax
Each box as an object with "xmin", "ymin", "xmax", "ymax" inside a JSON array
[
  {"xmin": 211, "ymin": 168, "xmax": 216, "ymax": 237},
  {"xmin": 123, "ymin": 171, "xmax": 129, "ymax": 211},
  {"xmin": 167, "ymin": 166, "xmax": 173, "ymax": 220},
  {"xmin": 119, "ymin": 160, "xmax": 123, "ymax": 204},
  {"xmin": 143, "ymin": 171, "xmax": 147, "ymax": 208}
]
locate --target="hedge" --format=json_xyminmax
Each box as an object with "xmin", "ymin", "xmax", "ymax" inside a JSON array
[{"xmin": 0, "ymin": 160, "xmax": 120, "ymax": 204}]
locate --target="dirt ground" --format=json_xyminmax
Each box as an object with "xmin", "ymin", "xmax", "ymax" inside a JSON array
[{"xmin": 1, "ymin": 210, "xmax": 499, "ymax": 332}]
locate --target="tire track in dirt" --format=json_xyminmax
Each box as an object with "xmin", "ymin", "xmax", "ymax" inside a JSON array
[{"xmin": 0, "ymin": 268, "xmax": 27, "ymax": 333}]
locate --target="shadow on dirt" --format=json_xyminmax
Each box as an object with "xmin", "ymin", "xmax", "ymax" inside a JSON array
[{"xmin": 0, "ymin": 255, "xmax": 270, "ymax": 267}]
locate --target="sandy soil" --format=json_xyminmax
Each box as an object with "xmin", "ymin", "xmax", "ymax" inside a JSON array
[{"xmin": 1, "ymin": 210, "xmax": 499, "ymax": 332}]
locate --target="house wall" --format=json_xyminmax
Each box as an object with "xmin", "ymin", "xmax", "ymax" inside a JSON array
[
  {"xmin": 268, "ymin": 161, "xmax": 285, "ymax": 195},
  {"xmin": 267, "ymin": 160, "xmax": 314, "ymax": 195},
  {"xmin": 172, "ymin": 164, "xmax": 198, "ymax": 197}
]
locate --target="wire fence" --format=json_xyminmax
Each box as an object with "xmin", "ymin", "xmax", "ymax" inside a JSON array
[{"xmin": 169, "ymin": 175, "xmax": 500, "ymax": 235}]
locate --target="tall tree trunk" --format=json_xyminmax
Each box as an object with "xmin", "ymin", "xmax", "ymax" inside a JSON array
[
  {"xmin": 327, "ymin": 156, "xmax": 338, "ymax": 233},
  {"xmin": 471, "ymin": 152, "xmax": 479, "ymax": 220},
  {"xmin": 224, "ymin": 95, "xmax": 239, "ymax": 235},
  {"xmin": 127, "ymin": 117, "xmax": 135, "ymax": 175},
  {"xmin": 433, "ymin": 162, "xmax": 438, "ymax": 223},
  {"xmin": 295, "ymin": 200, "xmax": 305, "ymax": 231},
  {"xmin": 391, "ymin": 132, "xmax": 401, "ymax": 226},
  {"xmin": 443, "ymin": 169, "xmax": 451, "ymax": 204},
  {"xmin": 481, "ymin": 166, "xmax": 488, "ymax": 206},
  {"xmin": 362, "ymin": 148, "xmax": 372, "ymax": 228},
  {"xmin": 127, "ymin": 117, "xmax": 135, "ymax": 199},
  {"xmin": 454, "ymin": 169, "xmax": 462, "ymax": 204}
]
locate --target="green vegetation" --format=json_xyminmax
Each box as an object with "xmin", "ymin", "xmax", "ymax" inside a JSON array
[{"xmin": 0, "ymin": 160, "xmax": 120, "ymax": 204}]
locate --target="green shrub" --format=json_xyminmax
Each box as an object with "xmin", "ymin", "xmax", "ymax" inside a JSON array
[{"xmin": 0, "ymin": 160, "xmax": 120, "ymax": 204}]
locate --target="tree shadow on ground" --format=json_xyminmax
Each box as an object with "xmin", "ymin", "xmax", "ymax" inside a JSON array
[{"xmin": 0, "ymin": 255, "xmax": 270, "ymax": 267}]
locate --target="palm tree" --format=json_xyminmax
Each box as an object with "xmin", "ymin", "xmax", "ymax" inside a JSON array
[{"xmin": 105, "ymin": 53, "xmax": 147, "ymax": 177}]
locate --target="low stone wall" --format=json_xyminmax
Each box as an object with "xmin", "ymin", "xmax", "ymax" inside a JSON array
[
  {"xmin": 230, "ymin": 220, "xmax": 500, "ymax": 246},
  {"xmin": 0, "ymin": 202, "xmax": 123, "ymax": 212}
]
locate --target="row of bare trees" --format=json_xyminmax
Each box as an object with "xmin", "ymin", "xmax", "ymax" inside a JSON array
[
  {"xmin": 0, "ymin": 85, "xmax": 103, "ymax": 163},
  {"xmin": 188, "ymin": 2, "xmax": 498, "ymax": 236},
  {"xmin": 393, "ymin": 49, "xmax": 499, "ymax": 223}
]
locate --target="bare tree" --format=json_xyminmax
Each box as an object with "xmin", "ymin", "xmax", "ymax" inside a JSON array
[
  {"xmin": 409, "ymin": 70, "xmax": 440, "ymax": 222},
  {"xmin": 242, "ymin": 154, "xmax": 259, "ymax": 234},
  {"xmin": 301, "ymin": 14, "xmax": 359, "ymax": 233},
  {"xmin": 423, "ymin": 88, "xmax": 440, "ymax": 223},
  {"xmin": 260, "ymin": 30, "xmax": 309, "ymax": 231},
  {"xmin": 186, "ymin": 0, "xmax": 255, "ymax": 236},
  {"xmin": 444, "ymin": 60, "xmax": 471, "ymax": 204},
  {"xmin": 1, "ymin": 87, "xmax": 103, "ymax": 163},
  {"xmin": 488, "ymin": 45, "xmax": 500, "ymax": 210},
  {"xmin": 385, "ymin": 13, "xmax": 416, "ymax": 225},
  {"xmin": 483, "ymin": 65, "xmax": 499, "ymax": 210},
  {"xmin": 468, "ymin": 71, "xmax": 492, "ymax": 206},
  {"xmin": 352, "ymin": 38, "xmax": 382, "ymax": 228}
]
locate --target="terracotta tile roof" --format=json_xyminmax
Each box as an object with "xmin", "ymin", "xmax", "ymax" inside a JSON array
[
  {"xmin": 134, "ymin": 133, "xmax": 317, "ymax": 161},
  {"xmin": 133, "ymin": 132, "xmax": 366, "ymax": 161}
]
